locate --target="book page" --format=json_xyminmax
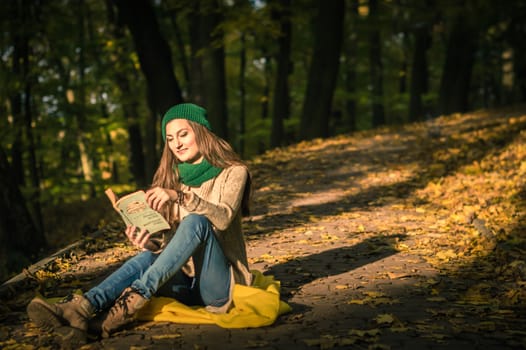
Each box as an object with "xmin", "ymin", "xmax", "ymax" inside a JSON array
[{"xmin": 105, "ymin": 189, "xmax": 170, "ymax": 234}]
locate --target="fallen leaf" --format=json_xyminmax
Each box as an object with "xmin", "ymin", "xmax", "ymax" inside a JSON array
[{"xmin": 375, "ymin": 314, "xmax": 395, "ymax": 325}]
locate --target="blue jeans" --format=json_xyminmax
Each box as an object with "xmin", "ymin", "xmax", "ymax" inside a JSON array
[{"xmin": 84, "ymin": 214, "xmax": 231, "ymax": 311}]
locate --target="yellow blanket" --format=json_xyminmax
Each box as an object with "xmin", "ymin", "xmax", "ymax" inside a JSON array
[{"xmin": 137, "ymin": 270, "xmax": 292, "ymax": 328}]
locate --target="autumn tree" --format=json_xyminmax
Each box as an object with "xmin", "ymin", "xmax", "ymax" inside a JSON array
[
  {"xmin": 112, "ymin": 0, "xmax": 183, "ymax": 178},
  {"xmin": 408, "ymin": 1, "xmax": 434, "ymax": 122},
  {"xmin": 437, "ymin": 3, "xmax": 477, "ymax": 115},
  {"xmin": 368, "ymin": 0, "xmax": 385, "ymax": 127},
  {"xmin": 269, "ymin": 0, "xmax": 292, "ymax": 148},
  {"xmin": 299, "ymin": 0, "xmax": 345, "ymax": 140},
  {"xmin": 341, "ymin": 0, "xmax": 360, "ymax": 132},
  {"xmin": 507, "ymin": 15, "xmax": 526, "ymax": 103},
  {"xmin": 76, "ymin": 0, "xmax": 97, "ymax": 198},
  {"xmin": 187, "ymin": 0, "xmax": 229, "ymax": 139},
  {"xmin": 105, "ymin": 1, "xmax": 147, "ymax": 187}
]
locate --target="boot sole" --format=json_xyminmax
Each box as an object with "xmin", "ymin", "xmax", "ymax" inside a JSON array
[
  {"xmin": 27, "ymin": 298, "xmax": 65, "ymax": 332},
  {"xmin": 54, "ymin": 325, "xmax": 88, "ymax": 348}
]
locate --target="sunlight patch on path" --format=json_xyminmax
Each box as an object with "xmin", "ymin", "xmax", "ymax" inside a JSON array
[{"xmin": 290, "ymin": 190, "xmax": 346, "ymax": 207}]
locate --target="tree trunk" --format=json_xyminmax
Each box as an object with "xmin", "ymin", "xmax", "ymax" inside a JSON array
[
  {"xmin": 399, "ymin": 54, "xmax": 407, "ymax": 94},
  {"xmin": 299, "ymin": 0, "xmax": 345, "ymax": 140},
  {"xmin": 513, "ymin": 45, "xmax": 526, "ymax": 103},
  {"xmin": 9, "ymin": 104, "xmax": 24, "ymax": 187},
  {"xmin": 9, "ymin": 0, "xmax": 25, "ymax": 188},
  {"xmin": 506, "ymin": 15, "xmax": 526, "ymax": 103},
  {"xmin": 438, "ymin": 12, "xmax": 477, "ymax": 115},
  {"xmin": 23, "ymin": 68, "xmax": 44, "ymax": 233},
  {"xmin": 259, "ymin": 53, "xmax": 272, "ymax": 154},
  {"xmin": 261, "ymin": 51, "xmax": 271, "ymax": 122},
  {"xmin": 369, "ymin": 0, "xmax": 385, "ymax": 127},
  {"xmin": 409, "ymin": 22, "xmax": 432, "ymax": 122},
  {"xmin": 10, "ymin": 0, "xmax": 44, "ymax": 232},
  {"xmin": 166, "ymin": 6, "xmax": 191, "ymax": 90},
  {"xmin": 188, "ymin": 6, "xmax": 205, "ymax": 107},
  {"xmin": 238, "ymin": 31, "xmax": 246, "ymax": 156},
  {"xmin": 270, "ymin": 0, "xmax": 292, "ymax": 148},
  {"xmin": 77, "ymin": 1, "xmax": 96, "ymax": 199},
  {"xmin": 188, "ymin": 0, "xmax": 228, "ymax": 139},
  {"xmin": 343, "ymin": 0, "xmax": 359, "ymax": 132},
  {"xmin": 106, "ymin": 0, "xmax": 147, "ymax": 187},
  {"xmin": 113, "ymin": 0, "xmax": 183, "ymax": 175},
  {"xmin": 0, "ymin": 145, "xmax": 46, "ymax": 280}
]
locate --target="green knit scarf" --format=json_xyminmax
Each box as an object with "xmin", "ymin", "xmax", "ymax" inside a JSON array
[{"xmin": 175, "ymin": 159, "xmax": 223, "ymax": 187}]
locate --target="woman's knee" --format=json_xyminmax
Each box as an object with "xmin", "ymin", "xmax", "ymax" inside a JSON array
[
  {"xmin": 180, "ymin": 214, "xmax": 209, "ymax": 227},
  {"xmin": 176, "ymin": 214, "xmax": 213, "ymax": 242},
  {"xmin": 179, "ymin": 214, "xmax": 213, "ymax": 234}
]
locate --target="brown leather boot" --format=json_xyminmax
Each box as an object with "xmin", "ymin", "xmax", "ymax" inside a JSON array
[
  {"xmin": 27, "ymin": 294, "xmax": 94, "ymax": 332},
  {"xmin": 101, "ymin": 287, "xmax": 148, "ymax": 338}
]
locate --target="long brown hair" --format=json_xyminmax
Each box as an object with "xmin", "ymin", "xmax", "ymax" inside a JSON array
[{"xmin": 151, "ymin": 121, "xmax": 252, "ymax": 222}]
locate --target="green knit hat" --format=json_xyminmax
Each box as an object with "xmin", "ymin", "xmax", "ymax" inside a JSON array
[{"xmin": 161, "ymin": 103, "xmax": 211, "ymax": 140}]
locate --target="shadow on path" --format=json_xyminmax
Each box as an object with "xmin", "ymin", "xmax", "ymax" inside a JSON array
[{"xmin": 266, "ymin": 234, "xmax": 406, "ymax": 300}]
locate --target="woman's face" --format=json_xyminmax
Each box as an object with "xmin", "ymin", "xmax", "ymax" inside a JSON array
[{"xmin": 165, "ymin": 119, "xmax": 203, "ymax": 164}]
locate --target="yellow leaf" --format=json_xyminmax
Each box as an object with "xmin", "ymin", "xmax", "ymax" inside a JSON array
[
  {"xmin": 390, "ymin": 326, "xmax": 409, "ymax": 333},
  {"xmin": 387, "ymin": 272, "xmax": 410, "ymax": 279},
  {"xmin": 152, "ymin": 334, "xmax": 182, "ymax": 340},
  {"xmin": 375, "ymin": 314, "xmax": 395, "ymax": 324},
  {"xmin": 349, "ymin": 328, "xmax": 381, "ymax": 337},
  {"xmin": 395, "ymin": 243, "xmax": 409, "ymax": 251},
  {"xmin": 259, "ymin": 253, "xmax": 275, "ymax": 261},
  {"xmin": 436, "ymin": 249, "xmax": 457, "ymax": 261},
  {"xmin": 509, "ymin": 260, "xmax": 524, "ymax": 268},
  {"xmin": 363, "ymin": 291, "xmax": 386, "ymax": 298},
  {"xmin": 449, "ymin": 213, "xmax": 465, "ymax": 223},
  {"xmin": 338, "ymin": 338, "xmax": 358, "ymax": 346}
]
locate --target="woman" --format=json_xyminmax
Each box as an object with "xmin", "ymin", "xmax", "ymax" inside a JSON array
[{"xmin": 27, "ymin": 103, "xmax": 253, "ymax": 340}]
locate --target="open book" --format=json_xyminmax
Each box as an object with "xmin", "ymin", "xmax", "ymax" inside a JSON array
[{"xmin": 105, "ymin": 188, "xmax": 170, "ymax": 234}]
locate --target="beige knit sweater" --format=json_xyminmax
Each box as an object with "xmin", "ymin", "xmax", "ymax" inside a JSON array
[{"xmin": 164, "ymin": 165, "xmax": 252, "ymax": 310}]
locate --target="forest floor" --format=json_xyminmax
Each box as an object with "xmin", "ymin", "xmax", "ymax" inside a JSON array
[{"xmin": 1, "ymin": 106, "xmax": 526, "ymax": 350}]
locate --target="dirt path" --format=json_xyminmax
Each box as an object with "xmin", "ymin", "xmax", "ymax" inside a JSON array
[{"xmin": 1, "ymin": 106, "xmax": 525, "ymax": 349}]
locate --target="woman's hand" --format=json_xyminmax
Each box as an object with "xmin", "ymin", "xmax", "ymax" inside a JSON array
[
  {"xmin": 125, "ymin": 225, "xmax": 152, "ymax": 250},
  {"xmin": 145, "ymin": 187, "xmax": 177, "ymax": 211}
]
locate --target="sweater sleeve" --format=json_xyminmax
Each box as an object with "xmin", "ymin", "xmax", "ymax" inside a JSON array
[{"xmin": 181, "ymin": 165, "xmax": 248, "ymax": 231}]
